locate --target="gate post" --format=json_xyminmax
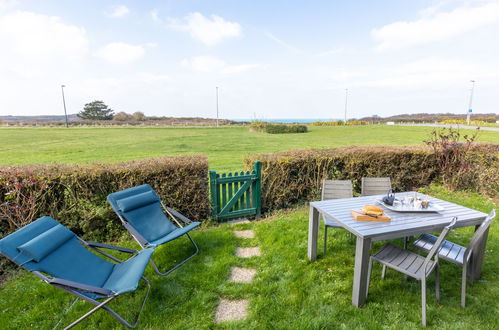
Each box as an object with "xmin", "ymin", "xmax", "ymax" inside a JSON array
[
  {"xmin": 254, "ymin": 161, "xmax": 262, "ymax": 219},
  {"xmin": 209, "ymin": 170, "xmax": 219, "ymax": 221}
]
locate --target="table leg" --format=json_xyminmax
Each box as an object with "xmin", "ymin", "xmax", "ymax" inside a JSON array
[
  {"xmin": 352, "ymin": 236, "xmax": 372, "ymax": 307},
  {"xmin": 307, "ymin": 205, "xmax": 320, "ymax": 261},
  {"xmin": 468, "ymin": 226, "xmax": 490, "ymax": 281}
]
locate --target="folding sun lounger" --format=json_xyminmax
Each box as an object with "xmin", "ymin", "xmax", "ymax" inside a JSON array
[
  {"xmin": 0, "ymin": 216, "xmax": 154, "ymax": 329},
  {"xmin": 107, "ymin": 184, "xmax": 201, "ymax": 276}
]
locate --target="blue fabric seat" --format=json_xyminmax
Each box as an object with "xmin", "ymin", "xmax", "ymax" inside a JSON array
[
  {"xmin": 107, "ymin": 184, "xmax": 200, "ymax": 276},
  {"xmin": 0, "ymin": 216, "xmax": 154, "ymax": 328}
]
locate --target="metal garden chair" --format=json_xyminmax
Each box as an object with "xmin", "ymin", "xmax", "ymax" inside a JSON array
[
  {"xmin": 107, "ymin": 184, "xmax": 200, "ymax": 276},
  {"xmin": 413, "ymin": 209, "xmax": 495, "ymax": 307},
  {"xmin": 367, "ymin": 217, "xmax": 458, "ymax": 327},
  {"xmin": 0, "ymin": 216, "xmax": 153, "ymax": 329},
  {"xmin": 322, "ymin": 180, "xmax": 353, "ymax": 255},
  {"xmin": 361, "ymin": 177, "xmax": 392, "ymax": 196}
]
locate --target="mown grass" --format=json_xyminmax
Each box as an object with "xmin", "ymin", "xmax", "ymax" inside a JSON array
[
  {"xmin": 0, "ymin": 185, "xmax": 497, "ymax": 329},
  {"xmin": 1, "ymin": 126, "xmax": 497, "ymax": 171}
]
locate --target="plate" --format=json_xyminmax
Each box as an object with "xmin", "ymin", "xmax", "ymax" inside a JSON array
[{"xmin": 376, "ymin": 200, "xmax": 444, "ymax": 213}]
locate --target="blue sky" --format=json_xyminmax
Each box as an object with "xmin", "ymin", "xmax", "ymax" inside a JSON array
[{"xmin": 0, "ymin": 0, "xmax": 498, "ymax": 119}]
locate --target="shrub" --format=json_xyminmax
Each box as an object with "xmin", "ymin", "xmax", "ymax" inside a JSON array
[
  {"xmin": 346, "ymin": 120, "xmax": 369, "ymax": 126},
  {"xmin": 264, "ymin": 124, "xmax": 307, "ymax": 134},
  {"xmin": 244, "ymin": 144, "xmax": 498, "ymax": 213},
  {"xmin": 250, "ymin": 121, "xmax": 307, "ymax": 134},
  {"xmin": 0, "ymin": 155, "xmax": 209, "ymax": 241},
  {"xmin": 424, "ymin": 128, "xmax": 478, "ymax": 190},
  {"xmin": 311, "ymin": 120, "xmax": 345, "ymax": 126},
  {"xmin": 311, "ymin": 120, "xmax": 369, "ymax": 126}
]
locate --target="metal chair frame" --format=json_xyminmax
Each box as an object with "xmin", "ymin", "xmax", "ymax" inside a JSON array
[
  {"xmin": 413, "ymin": 209, "xmax": 495, "ymax": 307},
  {"xmin": 367, "ymin": 217, "xmax": 457, "ymax": 327},
  {"xmin": 322, "ymin": 180, "xmax": 353, "ymax": 255},
  {"xmin": 115, "ymin": 201, "xmax": 199, "ymax": 276},
  {"xmin": 361, "ymin": 177, "xmax": 392, "ymax": 196},
  {"xmin": 30, "ymin": 239, "xmax": 150, "ymax": 329}
]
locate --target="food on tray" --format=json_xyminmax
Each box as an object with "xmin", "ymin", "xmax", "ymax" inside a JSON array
[{"xmin": 362, "ymin": 205, "xmax": 384, "ymax": 216}]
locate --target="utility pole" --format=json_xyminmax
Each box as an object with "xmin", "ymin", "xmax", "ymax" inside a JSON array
[
  {"xmin": 466, "ymin": 80, "xmax": 475, "ymax": 125},
  {"xmin": 344, "ymin": 88, "xmax": 348, "ymax": 123},
  {"xmin": 216, "ymin": 86, "xmax": 219, "ymax": 127},
  {"xmin": 61, "ymin": 85, "xmax": 68, "ymax": 128}
]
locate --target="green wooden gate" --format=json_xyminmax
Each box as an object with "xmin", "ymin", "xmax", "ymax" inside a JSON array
[{"xmin": 209, "ymin": 161, "xmax": 261, "ymax": 222}]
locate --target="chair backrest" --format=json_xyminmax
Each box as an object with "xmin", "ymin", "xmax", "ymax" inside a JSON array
[
  {"xmin": 107, "ymin": 184, "xmax": 177, "ymax": 244},
  {"xmin": 0, "ymin": 216, "xmax": 114, "ymax": 287},
  {"xmin": 361, "ymin": 177, "xmax": 392, "ymax": 196},
  {"xmin": 322, "ymin": 180, "xmax": 353, "ymax": 200},
  {"xmin": 423, "ymin": 217, "xmax": 458, "ymax": 271},
  {"xmin": 464, "ymin": 209, "xmax": 496, "ymax": 262}
]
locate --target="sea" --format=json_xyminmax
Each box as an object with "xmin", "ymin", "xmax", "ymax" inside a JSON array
[{"xmin": 234, "ymin": 118, "xmax": 338, "ymax": 124}]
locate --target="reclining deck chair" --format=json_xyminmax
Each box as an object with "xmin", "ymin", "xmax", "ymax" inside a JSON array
[
  {"xmin": 107, "ymin": 184, "xmax": 200, "ymax": 276},
  {"xmin": 0, "ymin": 216, "xmax": 154, "ymax": 329}
]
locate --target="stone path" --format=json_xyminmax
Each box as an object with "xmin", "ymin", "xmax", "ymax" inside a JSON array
[
  {"xmin": 236, "ymin": 247, "xmax": 261, "ymax": 258},
  {"xmin": 229, "ymin": 267, "xmax": 257, "ymax": 283},
  {"xmin": 234, "ymin": 230, "xmax": 255, "ymax": 239},
  {"xmin": 215, "ymin": 299, "xmax": 249, "ymax": 322},
  {"xmin": 215, "ymin": 228, "xmax": 258, "ymax": 323}
]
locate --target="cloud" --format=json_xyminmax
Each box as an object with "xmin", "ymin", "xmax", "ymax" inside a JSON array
[
  {"xmin": 372, "ymin": 2, "xmax": 499, "ymax": 51},
  {"xmin": 0, "ymin": 0, "xmax": 16, "ymax": 11},
  {"xmin": 94, "ymin": 42, "xmax": 145, "ymax": 64},
  {"xmin": 330, "ymin": 58, "xmax": 494, "ymax": 90},
  {"xmin": 150, "ymin": 9, "xmax": 162, "ymax": 23},
  {"xmin": 169, "ymin": 12, "xmax": 241, "ymax": 46},
  {"xmin": 264, "ymin": 32, "xmax": 303, "ymax": 53},
  {"xmin": 315, "ymin": 47, "xmax": 345, "ymax": 57},
  {"xmin": 181, "ymin": 55, "xmax": 259, "ymax": 73},
  {"xmin": 107, "ymin": 5, "xmax": 129, "ymax": 18},
  {"xmin": 0, "ymin": 11, "xmax": 88, "ymax": 59}
]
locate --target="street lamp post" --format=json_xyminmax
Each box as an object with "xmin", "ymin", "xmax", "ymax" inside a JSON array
[
  {"xmin": 344, "ymin": 88, "xmax": 348, "ymax": 123},
  {"xmin": 466, "ymin": 80, "xmax": 475, "ymax": 125},
  {"xmin": 216, "ymin": 86, "xmax": 219, "ymax": 127},
  {"xmin": 61, "ymin": 85, "xmax": 69, "ymax": 128}
]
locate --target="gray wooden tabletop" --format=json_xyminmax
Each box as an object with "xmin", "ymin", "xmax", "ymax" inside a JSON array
[{"xmin": 310, "ymin": 192, "xmax": 488, "ymax": 241}]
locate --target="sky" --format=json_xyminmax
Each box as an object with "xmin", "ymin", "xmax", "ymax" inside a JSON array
[{"xmin": 0, "ymin": 0, "xmax": 498, "ymax": 119}]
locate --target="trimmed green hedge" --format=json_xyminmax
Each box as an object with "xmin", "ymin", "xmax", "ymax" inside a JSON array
[
  {"xmin": 0, "ymin": 155, "xmax": 209, "ymax": 241},
  {"xmin": 244, "ymin": 145, "xmax": 498, "ymax": 213},
  {"xmin": 250, "ymin": 121, "xmax": 308, "ymax": 134},
  {"xmin": 264, "ymin": 124, "xmax": 308, "ymax": 134}
]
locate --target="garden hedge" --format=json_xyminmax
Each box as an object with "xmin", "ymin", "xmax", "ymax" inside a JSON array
[
  {"xmin": 0, "ymin": 155, "xmax": 209, "ymax": 241},
  {"xmin": 244, "ymin": 144, "xmax": 498, "ymax": 213}
]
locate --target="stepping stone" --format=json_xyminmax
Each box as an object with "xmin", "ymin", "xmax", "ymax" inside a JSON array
[
  {"xmin": 215, "ymin": 299, "xmax": 249, "ymax": 323},
  {"xmin": 229, "ymin": 267, "xmax": 257, "ymax": 283},
  {"xmin": 227, "ymin": 219, "xmax": 251, "ymax": 225},
  {"xmin": 234, "ymin": 230, "xmax": 255, "ymax": 239},
  {"xmin": 236, "ymin": 247, "xmax": 261, "ymax": 258}
]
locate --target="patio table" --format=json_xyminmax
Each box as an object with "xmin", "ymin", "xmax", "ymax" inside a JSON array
[{"xmin": 307, "ymin": 192, "xmax": 489, "ymax": 307}]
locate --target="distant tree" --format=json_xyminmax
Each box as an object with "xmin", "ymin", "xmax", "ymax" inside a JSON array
[
  {"xmin": 132, "ymin": 111, "xmax": 146, "ymax": 121},
  {"xmin": 113, "ymin": 111, "xmax": 133, "ymax": 121},
  {"xmin": 77, "ymin": 100, "xmax": 114, "ymax": 120}
]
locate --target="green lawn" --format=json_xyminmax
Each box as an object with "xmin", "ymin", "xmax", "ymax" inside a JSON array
[
  {"xmin": 1, "ymin": 185, "xmax": 497, "ymax": 329},
  {"xmin": 1, "ymin": 126, "xmax": 497, "ymax": 171}
]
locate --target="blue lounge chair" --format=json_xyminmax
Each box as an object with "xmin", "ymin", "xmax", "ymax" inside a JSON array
[
  {"xmin": 0, "ymin": 216, "xmax": 154, "ymax": 329},
  {"xmin": 107, "ymin": 184, "xmax": 200, "ymax": 276}
]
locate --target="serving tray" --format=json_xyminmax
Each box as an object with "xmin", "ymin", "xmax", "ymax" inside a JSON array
[{"xmin": 376, "ymin": 200, "xmax": 444, "ymax": 213}]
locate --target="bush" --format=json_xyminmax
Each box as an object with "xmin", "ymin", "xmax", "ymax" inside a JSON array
[
  {"xmin": 264, "ymin": 124, "xmax": 307, "ymax": 134},
  {"xmin": 311, "ymin": 120, "xmax": 345, "ymax": 126},
  {"xmin": 0, "ymin": 155, "xmax": 209, "ymax": 241},
  {"xmin": 244, "ymin": 145, "xmax": 498, "ymax": 213},
  {"xmin": 311, "ymin": 120, "xmax": 369, "ymax": 126},
  {"xmin": 249, "ymin": 121, "xmax": 307, "ymax": 134}
]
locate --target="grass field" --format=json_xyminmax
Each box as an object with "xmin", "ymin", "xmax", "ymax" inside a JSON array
[
  {"xmin": 1, "ymin": 126, "xmax": 498, "ymax": 171},
  {"xmin": 0, "ymin": 185, "xmax": 497, "ymax": 329}
]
